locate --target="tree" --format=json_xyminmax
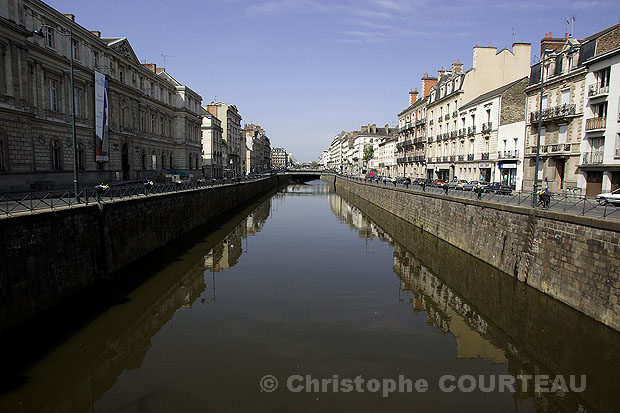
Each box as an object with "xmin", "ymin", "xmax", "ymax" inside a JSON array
[{"xmin": 363, "ymin": 144, "xmax": 374, "ymax": 162}]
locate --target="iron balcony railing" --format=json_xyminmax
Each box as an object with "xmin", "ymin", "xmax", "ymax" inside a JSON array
[
  {"xmin": 467, "ymin": 154, "xmax": 475, "ymax": 161},
  {"xmin": 530, "ymin": 104, "xmax": 577, "ymax": 123},
  {"xmin": 582, "ymin": 151, "xmax": 604, "ymax": 165},
  {"xmin": 467, "ymin": 126, "xmax": 476, "ymax": 135},
  {"xmin": 498, "ymin": 150, "xmax": 519, "ymax": 159},
  {"xmin": 438, "ymin": 116, "xmax": 443, "ymax": 122},
  {"xmin": 416, "ymin": 118, "xmax": 426, "ymax": 126},
  {"xmin": 616, "ymin": 148, "xmax": 620, "ymax": 158},
  {"xmin": 445, "ymin": 113, "xmax": 451, "ymax": 120},
  {"xmin": 428, "ymin": 136, "xmax": 434, "ymax": 143},
  {"xmin": 452, "ymin": 111, "xmax": 458, "ymax": 117},
  {"xmin": 588, "ymin": 84, "xmax": 609, "ymax": 98},
  {"xmin": 482, "ymin": 122, "xmax": 493, "ymax": 133},
  {"xmin": 585, "ymin": 117, "xmax": 606, "ymax": 131},
  {"xmin": 458, "ymin": 155, "xmax": 464, "ymax": 161},
  {"xmin": 481, "ymin": 152, "xmax": 490, "ymax": 160},
  {"xmin": 458, "ymin": 128, "xmax": 465, "ymax": 137}
]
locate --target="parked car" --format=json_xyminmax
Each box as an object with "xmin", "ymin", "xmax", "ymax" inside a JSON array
[
  {"xmin": 454, "ymin": 180, "xmax": 469, "ymax": 190},
  {"xmin": 596, "ymin": 188, "xmax": 620, "ymax": 206},
  {"xmin": 447, "ymin": 179, "xmax": 459, "ymax": 189},
  {"xmin": 432, "ymin": 179, "xmax": 446, "ymax": 187},
  {"xmin": 463, "ymin": 181, "xmax": 484, "ymax": 191},
  {"xmin": 483, "ymin": 182, "xmax": 512, "ymax": 195},
  {"xmin": 365, "ymin": 172, "xmax": 375, "ymax": 180},
  {"xmin": 402, "ymin": 177, "xmax": 411, "ymax": 185}
]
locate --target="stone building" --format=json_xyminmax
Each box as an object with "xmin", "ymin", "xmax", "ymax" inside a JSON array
[
  {"xmin": 206, "ymin": 102, "xmax": 242, "ymax": 177},
  {"xmin": 0, "ymin": 0, "xmax": 202, "ymax": 191},
  {"xmin": 271, "ymin": 147, "xmax": 288, "ymax": 169},
  {"xmin": 524, "ymin": 33, "xmax": 587, "ymax": 193},
  {"xmin": 350, "ymin": 124, "xmax": 396, "ymax": 176},
  {"xmin": 201, "ymin": 107, "xmax": 224, "ymax": 178},
  {"xmin": 396, "ymin": 73, "xmax": 437, "ymax": 179},
  {"xmin": 578, "ymin": 24, "xmax": 620, "ymax": 195},
  {"xmin": 426, "ymin": 44, "xmax": 531, "ymax": 181},
  {"xmin": 376, "ymin": 137, "xmax": 398, "ymax": 177},
  {"xmin": 244, "ymin": 124, "xmax": 271, "ymax": 174}
]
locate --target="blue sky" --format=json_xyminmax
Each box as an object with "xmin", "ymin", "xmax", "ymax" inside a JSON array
[{"xmin": 47, "ymin": 0, "xmax": 620, "ymax": 161}]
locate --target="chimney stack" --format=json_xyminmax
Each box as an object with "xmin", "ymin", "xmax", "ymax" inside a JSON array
[
  {"xmin": 409, "ymin": 88, "xmax": 419, "ymax": 105},
  {"xmin": 421, "ymin": 73, "xmax": 438, "ymax": 97},
  {"xmin": 385, "ymin": 124, "xmax": 389, "ymax": 135},
  {"xmin": 90, "ymin": 30, "xmax": 101, "ymax": 38},
  {"xmin": 63, "ymin": 13, "xmax": 75, "ymax": 21},
  {"xmin": 437, "ymin": 67, "xmax": 446, "ymax": 79},
  {"xmin": 142, "ymin": 63, "xmax": 156, "ymax": 73},
  {"xmin": 451, "ymin": 59, "xmax": 463, "ymax": 73}
]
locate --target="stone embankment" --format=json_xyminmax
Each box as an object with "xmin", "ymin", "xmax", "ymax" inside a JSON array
[
  {"xmin": 324, "ymin": 175, "xmax": 620, "ymax": 332},
  {"xmin": 0, "ymin": 176, "xmax": 284, "ymax": 331}
]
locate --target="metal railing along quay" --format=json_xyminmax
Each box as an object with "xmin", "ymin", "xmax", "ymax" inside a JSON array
[
  {"xmin": 0, "ymin": 176, "xmax": 272, "ymax": 217},
  {"xmin": 342, "ymin": 176, "xmax": 620, "ymax": 220}
]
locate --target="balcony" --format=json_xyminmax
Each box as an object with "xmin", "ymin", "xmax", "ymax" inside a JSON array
[
  {"xmin": 449, "ymin": 155, "xmax": 455, "ymax": 162},
  {"xmin": 458, "ymin": 155, "xmax": 464, "ymax": 161},
  {"xmin": 588, "ymin": 84, "xmax": 609, "ymax": 99},
  {"xmin": 481, "ymin": 122, "xmax": 493, "ymax": 133},
  {"xmin": 413, "ymin": 137, "xmax": 427, "ymax": 144},
  {"xmin": 481, "ymin": 152, "xmax": 490, "ymax": 160},
  {"xmin": 585, "ymin": 117, "xmax": 606, "ymax": 131},
  {"xmin": 467, "ymin": 126, "xmax": 476, "ymax": 135},
  {"xmin": 616, "ymin": 148, "xmax": 620, "ymax": 158},
  {"xmin": 416, "ymin": 118, "xmax": 426, "ymax": 126},
  {"xmin": 407, "ymin": 156, "xmax": 414, "ymax": 162},
  {"xmin": 497, "ymin": 150, "xmax": 519, "ymax": 159},
  {"xmin": 582, "ymin": 151, "xmax": 604, "ymax": 165},
  {"xmin": 429, "ymin": 119, "xmax": 434, "ymax": 125},
  {"xmin": 442, "ymin": 156, "xmax": 449, "ymax": 162},
  {"xmin": 458, "ymin": 128, "xmax": 465, "ymax": 137},
  {"xmin": 528, "ymin": 144, "xmax": 572, "ymax": 155},
  {"xmin": 413, "ymin": 155, "xmax": 425, "ymax": 162},
  {"xmin": 450, "ymin": 131, "xmax": 457, "ymax": 138},
  {"xmin": 428, "ymin": 136, "xmax": 434, "ymax": 143},
  {"xmin": 406, "ymin": 122, "xmax": 415, "ymax": 130},
  {"xmin": 397, "ymin": 157, "xmax": 406, "ymax": 163},
  {"xmin": 445, "ymin": 113, "xmax": 451, "ymax": 120},
  {"xmin": 438, "ymin": 116, "xmax": 443, "ymax": 122},
  {"xmin": 452, "ymin": 111, "xmax": 458, "ymax": 118},
  {"xmin": 529, "ymin": 104, "xmax": 577, "ymax": 123},
  {"xmin": 467, "ymin": 154, "xmax": 475, "ymax": 161}
]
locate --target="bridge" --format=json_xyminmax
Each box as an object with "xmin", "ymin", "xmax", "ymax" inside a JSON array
[{"xmin": 283, "ymin": 169, "xmax": 333, "ymax": 182}]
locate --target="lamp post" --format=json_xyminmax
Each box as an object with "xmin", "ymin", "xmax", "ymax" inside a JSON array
[
  {"xmin": 532, "ymin": 49, "xmax": 557, "ymax": 207},
  {"xmin": 35, "ymin": 24, "xmax": 79, "ymax": 200}
]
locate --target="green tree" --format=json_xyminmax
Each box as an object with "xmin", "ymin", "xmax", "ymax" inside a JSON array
[{"xmin": 363, "ymin": 145, "xmax": 374, "ymax": 162}]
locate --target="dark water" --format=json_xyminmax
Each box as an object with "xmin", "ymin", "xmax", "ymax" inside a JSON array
[{"xmin": 1, "ymin": 180, "xmax": 619, "ymax": 412}]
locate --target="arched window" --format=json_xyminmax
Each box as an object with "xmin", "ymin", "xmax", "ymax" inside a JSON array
[
  {"xmin": 77, "ymin": 142, "xmax": 85, "ymax": 170},
  {"xmin": 52, "ymin": 139, "xmax": 62, "ymax": 170}
]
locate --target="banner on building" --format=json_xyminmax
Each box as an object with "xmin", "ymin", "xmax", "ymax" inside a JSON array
[{"xmin": 95, "ymin": 71, "xmax": 109, "ymax": 162}]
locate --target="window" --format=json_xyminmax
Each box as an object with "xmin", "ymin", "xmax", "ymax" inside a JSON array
[
  {"xmin": 142, "ymin": 151, "xmax": 146, "ymax": 169},
  {"xmin": 597, "ymin": 67, "xmax": 611, "ymax": 89},
  {"xmin": 93, "ymin": 51, "xmax": 98, "ymax": 68},
  {"xmin": 160, "ymin": 117, "xmax": 164, "ymax": 135},
  {"xmin": 119, "ymin": 69, "xmax": 124, "ymax": 83},
  {"xmin": 150, "ymin": 114, "xmax": 155, "ymax": 132},
  {"xmin": 561, "ymin": 88, "xmax": 570, "ymax": 105},
  {"xmin": 121, "ymin": 107, "xmax": 125, "ymax": 127},
  {"xmin": 140, "ymin": 112, "xmax": 145, "ymax": 131},
  {"xmin": 189, "ymin": 154, "xmax": 192, "ymax": 169},
  {"xmin": 77, "ymin": 142, "xmax": 84, "ymax": 170},
  {"xmin": 44, "ymin": 26, "xmax": 54, "ymax": 48},
  {"xmin": 151, "ymin": 153, "xmax": 157, "ymax": 169},
  {"xmin": 52, "ymin": 139, "xmax": 61, "ymax": 170},
  {"xmin": 73, "ymin": 87, "xmax": 81, "ymax": 117},
  {"xmin": 71, "ymin": 40, "xmax": 79, "ymax": 60},
  {"xmin": 170, "ymin": 153, "xmax": 173, "ymax": 169},
  {"xmin": 542, "ymin": 94, "xmax": 548, "ymax": 110},
  {"xmin": 139, "ymin": 76, "xmax": 144, "ymax": 90},
  {"xmin": 540, "ymin": 127, "xmax": 546, "ymax": 146},
  {"xmin": 595, "ymin": 102, "xmax": 608, "ymax": 118},
  {"xmin": 48, "ymin": 79, "xmax": 58, "ymax": 111},
  {"xmin": 558, "ymin": 124, "xmax": 568, "ymax": 144}
]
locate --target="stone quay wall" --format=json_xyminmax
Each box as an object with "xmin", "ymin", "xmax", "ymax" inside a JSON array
[
  {"xmin": 0, "ymin": 176, "xmax": 283, "ymax": 331},
  {"xmin": 324, "ymin": 175, "xmax": 620, "ymax": 331}
]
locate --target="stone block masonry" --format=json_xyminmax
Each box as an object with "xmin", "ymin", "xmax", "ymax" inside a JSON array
[
  {"xmin": 0, "ymin": 176, "xmax": 284, "ymax": 331},
  {"xmin": 325, "ymin": 175, "xmax": 620, "ymax": 332}
]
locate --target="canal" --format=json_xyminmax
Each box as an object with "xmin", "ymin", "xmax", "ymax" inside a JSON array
[{"xmin": 1, "ymin": 180, "xmax": 619, "ymax": 412}]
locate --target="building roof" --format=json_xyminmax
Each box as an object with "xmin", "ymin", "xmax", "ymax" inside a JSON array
[{"xmin": 459, "ymin": 77, "xmax": 527, "ymax": 111}]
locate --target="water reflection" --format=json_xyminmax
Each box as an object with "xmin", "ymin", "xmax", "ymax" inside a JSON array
[
  {"xmin": 332, "ymin": 187, "xmax": 620, "ymax": 412},
  {"xmin": 0, "ymin": 195, "xmax": 274, "ymax": 413}
]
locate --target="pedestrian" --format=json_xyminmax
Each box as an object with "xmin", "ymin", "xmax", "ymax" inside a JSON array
[
  {"xmin": 444, "ymin": 182, "xmax": 449, "ymax": 194},
  {"xmin": 475, "ymin": 183, "xmax": 482, "ymax": 199},
  {"xmin": 421, "ymin": 180, "xmax": 426, "ymax": 191}
]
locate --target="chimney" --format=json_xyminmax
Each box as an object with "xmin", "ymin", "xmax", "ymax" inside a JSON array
[
  {"xmin": 421, "ymin": 73, "xmax": 438, "ymax": 97},
  {"xmin": 409, "ymin": 88, "xmax": 418, "ymax": 105},
  {"xmin": 451, "ymin": 59, "xmax": 463, "ymax": 73},
  {"xmin": 90, "ymin": 30, "xmax": 101, "ymax": 38},
  {"xmin": 206, "ymin": 104, "xmax": 218, "ymax": 118},
  {"xmin": 142, "ymin": 63, "xmax": 156, "ymax": 73},
  {"xmin": 156, "ymin": 68, "xmax": 166, "ymax": 74},
  {"xmin": 371, "ymin": 124, "xmax": 377, "ymax": 134},
  {"xmin": 437, "ymin": 67, "xmax": 446, "ymax": 79},
  {"xmin": 385, "ymin": 124, "xmax": 389, "ymax": 135},
  {"xmin": 63, "ymin": 13, "xmax": 75, "ymax": 21}
]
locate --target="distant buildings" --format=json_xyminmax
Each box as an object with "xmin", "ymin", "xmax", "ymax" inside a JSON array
[
  {"xmin": 323, "ymin": 23, "xmax": 620, "ymax": 196},
  {"xmin": 271, "ymin": 147, "xmax": 288, "ymax": 169}
]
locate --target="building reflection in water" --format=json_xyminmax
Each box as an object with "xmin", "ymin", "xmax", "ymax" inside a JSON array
[
  {"xmin": 329, "ymin": 189, "xmax": 620, "ymax": 413},
  {"xmin": 0, "ymin": 195, "xmax": 274, "ymax": 413}
]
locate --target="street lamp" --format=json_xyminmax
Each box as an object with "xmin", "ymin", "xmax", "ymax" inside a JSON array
[
  {"xmin": 532, "ymin": 48, "xmax": 558, "ymax": 207},
  {"xmin": 34, "ymin": 24, "xmax": 79, "ymax": 200}
]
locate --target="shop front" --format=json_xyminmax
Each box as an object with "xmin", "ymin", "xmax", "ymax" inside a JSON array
[
  {"xmin": 498, "ymin": 162, "xmax": 518, "ymax": 188},
  {"xmin": 479, "ymin": 162, "xmax": 492, "ymax": 183}
]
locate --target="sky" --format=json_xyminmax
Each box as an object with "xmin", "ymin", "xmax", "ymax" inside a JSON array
[{"xmin": 46, "ymin": 0, "xmax": 620, "ymax": 162}]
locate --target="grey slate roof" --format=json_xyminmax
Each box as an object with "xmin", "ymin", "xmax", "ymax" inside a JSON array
[{"xmin": 459, "ymin": 77, "xmax": 528, "ymax": 111}]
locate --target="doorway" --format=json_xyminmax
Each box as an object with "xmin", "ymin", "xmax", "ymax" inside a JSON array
[
  {"xmin": 121, "ymin": 144, "xmax": 130, "ymax": 180},
  {"xmin": 556, "ymin": 159, "xmax": 565, "ymax": 190},
  {"xmin": 586, "ymin": 171, "xmax": 603, "ymax": 197}
]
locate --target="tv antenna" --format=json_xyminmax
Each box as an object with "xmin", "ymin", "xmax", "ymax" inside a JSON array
[
  {"xmin": 511, "ymin": 28, "xmax": 515, "ymax": 43},
  {"xmin": 161, "ymin": 53, "xmax": 172, "ymax": 68},
  {"xmin": 565, "ymin": 16, "xmax": 575, "ymax": 37}
]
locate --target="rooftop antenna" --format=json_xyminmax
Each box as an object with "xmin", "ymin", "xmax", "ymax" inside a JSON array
[
  {"xmin": 565, "ymin": 16, "xmax": 575, "ymax": 37},
  {"xmin": 161, "ymin": 53, "xmax": 172, "ymax": 68},
  {"xmin": 511, "ymin": 28, "xmax": 515, "ymax": 43}
]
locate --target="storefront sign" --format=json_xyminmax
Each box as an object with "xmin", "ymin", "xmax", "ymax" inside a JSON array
[
  {"xmin": 479, "ymin": 162, "xmax": 492, "ymax": 168},
  {"xmin": 499, "ymin": 162, "xmax": 517, "ymax": 169}
]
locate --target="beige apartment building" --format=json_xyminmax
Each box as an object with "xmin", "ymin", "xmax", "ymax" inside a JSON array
[
  {"xmin": 0, "ymin": 0, "xmax": 202, "ymax": 191},
  {"xmin": 425, "ymin": 44, "xmax": 531, "ymax": 181},
  {"xmin": 523, "ymin": 33, "xmax": 587, "ymax": 193},
  {"xmin": 206, "ymin": 102, "xmax": 242, "ymax": 177},
  {"xmin": 201, "ymin": 108, "xmax": 224, "ymax": 178}
]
